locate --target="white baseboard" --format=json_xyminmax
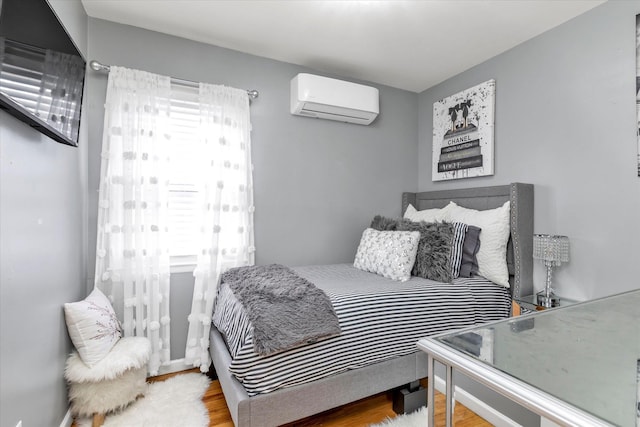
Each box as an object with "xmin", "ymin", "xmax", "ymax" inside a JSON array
[
  {"xmin": 433, "ymin": 375, "xmax": 522, "ymax": 427},
  {"xmin": 60, "ymin": 409, "xmax": 73, "ymax": 427},
  {"xmin": 155, "ymin": 358, "xmax": 194, "ymax": 376}
]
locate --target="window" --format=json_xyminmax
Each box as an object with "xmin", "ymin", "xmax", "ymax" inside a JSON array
[
  {"xmin": 167, "ymin": 84, "xmax": 202, "ymax": 271},
  {"xmin": 165, "ymin": 82, "xmax": 253, "ymax": 272}
]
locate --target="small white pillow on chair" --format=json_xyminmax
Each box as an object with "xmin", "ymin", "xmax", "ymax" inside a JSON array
[{"xmin": 64, "ymin": 288, "xmax": 122, "ymax": 367}]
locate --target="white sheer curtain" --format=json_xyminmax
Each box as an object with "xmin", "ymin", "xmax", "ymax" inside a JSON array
[
  {"xmin": 94, "ymin": 66, "xmax": 172, "ymax": 375},
  {"xmin": 184, "ymin": 83, "xmax": 255, "ymax": 371}
]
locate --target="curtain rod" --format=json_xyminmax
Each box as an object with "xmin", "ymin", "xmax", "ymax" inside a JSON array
[{"xmin": 89, "ymin": 60, "xmax": 259, "ymax": 100}]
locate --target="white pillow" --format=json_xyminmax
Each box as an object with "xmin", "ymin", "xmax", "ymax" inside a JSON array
[
  {"xmin": 445, "ymin": 201, "xmax": 511, "ymax": 287},
  {"xmin": 404, "ymin": 203, "xmax": 452, "ymax": 223},
  {"xmin": 354, "ymin": 228, "xmax": 420, "ymax": 282},
  {"xmin": 64, "ymin": 288, "xmax": 122, "ymax": 367}
]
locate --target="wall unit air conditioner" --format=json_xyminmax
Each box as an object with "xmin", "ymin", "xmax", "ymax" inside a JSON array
[{"xmin": 290, "ymin": 73, "xmax": 379, "ymax": 125}]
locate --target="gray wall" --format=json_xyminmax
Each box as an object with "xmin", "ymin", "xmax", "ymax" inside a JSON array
[
  {"xmin": 420, "ymin": 2, "xmax": 640, "ymax": 424},
  {"xmin": 418, "ymin": 0, "xmax": 640, "ymax": 301},
  {"xmin": 0, "ymin": 2, "xmax": 88, "ymax": 427},
  {"xmin": 86, "ymin": 18, "xmax": 419, "ymax": 358}
]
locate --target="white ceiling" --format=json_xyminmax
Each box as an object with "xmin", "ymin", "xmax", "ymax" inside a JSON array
[{"xmin": 81, "ymin": 0, "xmax": 606, "ymax": 93}]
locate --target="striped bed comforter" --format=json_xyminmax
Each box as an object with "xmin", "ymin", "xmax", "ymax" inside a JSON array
[{"xmin": 212, "ymin": 263, "xmax": 511, "ymax": 396}]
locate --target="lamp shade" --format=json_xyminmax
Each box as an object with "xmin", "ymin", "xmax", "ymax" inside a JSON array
[{"xmin": 533, "ymin": 234, "xmax": 569, "ymax": 265}]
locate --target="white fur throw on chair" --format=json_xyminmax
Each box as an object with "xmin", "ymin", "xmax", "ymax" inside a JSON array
[{"xmin": 65, "ymin": 337, "xmax": 151, "ymax": 419}]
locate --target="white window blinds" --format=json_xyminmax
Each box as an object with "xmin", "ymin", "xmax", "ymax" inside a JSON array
[
  {"xmin": 168, "ymin": 84, "xmax": 203, "ymax": 267},
  {"xmin": 147, "ymin": 81, "xmax": 254, "ymax": 271}
]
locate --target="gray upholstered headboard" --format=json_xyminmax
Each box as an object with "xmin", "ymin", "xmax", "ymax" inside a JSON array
[{"xmin": 401, "ymin": 183, "xmax": 533, "ymax": 299}]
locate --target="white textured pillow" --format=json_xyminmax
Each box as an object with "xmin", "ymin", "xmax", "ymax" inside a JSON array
[
  {"xmin": 404, "ymin": 203, "xmax": 452, "ymax": 223},
  {"xmin": 64, "ymin": 288, "xmax": 122, "ymax": 367},
  {"xmin": 354, "ymin": 228, "xmax": 420, "ymax": 282},
  {"xmin": 445, "ymin": 201, "xmax": 511, "ymax": 287}
]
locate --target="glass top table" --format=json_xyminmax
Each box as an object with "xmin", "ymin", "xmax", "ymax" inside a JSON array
[{"xmin": 417, "ymin": 289, "xmax": 640, "ymax": 426}]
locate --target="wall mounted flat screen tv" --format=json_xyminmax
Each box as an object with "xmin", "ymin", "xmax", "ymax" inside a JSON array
[{"xmin": 0, "ymin": 0, "xmax": 86, "ymax": 147}]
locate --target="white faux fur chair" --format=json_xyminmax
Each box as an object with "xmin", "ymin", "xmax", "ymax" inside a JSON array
[{"xmin": 65, "ymin": 337, "xmax": 151, "ymax": 427}]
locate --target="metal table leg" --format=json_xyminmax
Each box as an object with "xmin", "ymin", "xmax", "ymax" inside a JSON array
[
  {"xmin": 427, "ymin": 354, "xmax": 435, "ymax": 426},
  {"xmin": 445, "ymin": 363, "xmax": 453, "ymax": 427}
]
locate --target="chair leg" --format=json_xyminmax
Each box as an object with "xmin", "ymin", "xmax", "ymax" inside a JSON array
[{"xmin": 92, "ymin": 413, "xmax": 105, "ymax": 427}]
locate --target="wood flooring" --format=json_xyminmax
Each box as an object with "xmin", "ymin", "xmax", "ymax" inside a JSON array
[{"xmin": 151, "ymin": 370, "xmax": 491, "ymax": 427}]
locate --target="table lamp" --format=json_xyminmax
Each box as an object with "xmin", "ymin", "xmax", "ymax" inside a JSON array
[{"xmin": 533, "ymin": 234, "xmax": 569, "ymax": 307}]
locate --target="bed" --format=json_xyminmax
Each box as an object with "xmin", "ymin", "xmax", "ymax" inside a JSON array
[{"xmin": 209, "ymin": 182, "xmax": 534, "ymax": 427}]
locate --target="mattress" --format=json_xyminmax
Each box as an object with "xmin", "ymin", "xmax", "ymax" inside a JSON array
[{"xmin": 212, "ymin": 263, "xmax": 510, "ymax": 396}]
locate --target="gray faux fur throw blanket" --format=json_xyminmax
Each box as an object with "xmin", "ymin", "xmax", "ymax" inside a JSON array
[{"xmin": 221, "ymin": 264, "xmax": 341, "ymax": 356}]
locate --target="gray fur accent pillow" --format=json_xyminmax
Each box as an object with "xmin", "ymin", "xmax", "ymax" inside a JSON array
[
  {"xmin": 370, "ymin": 216, "xmax": 454, "ymax": 283},
  {"xmin": 370, "ymin": 215, "xmax": 400, "ymax": 231}
]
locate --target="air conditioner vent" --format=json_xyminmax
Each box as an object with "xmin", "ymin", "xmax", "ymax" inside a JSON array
[{"xmin": 290, "ymin": 74, "xmax": 379, "ymax": 125}]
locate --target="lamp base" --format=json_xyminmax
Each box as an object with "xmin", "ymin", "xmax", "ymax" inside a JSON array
[{"xmin": 537, "ymin": 292, "xmax": 560, "ymax": 308}]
